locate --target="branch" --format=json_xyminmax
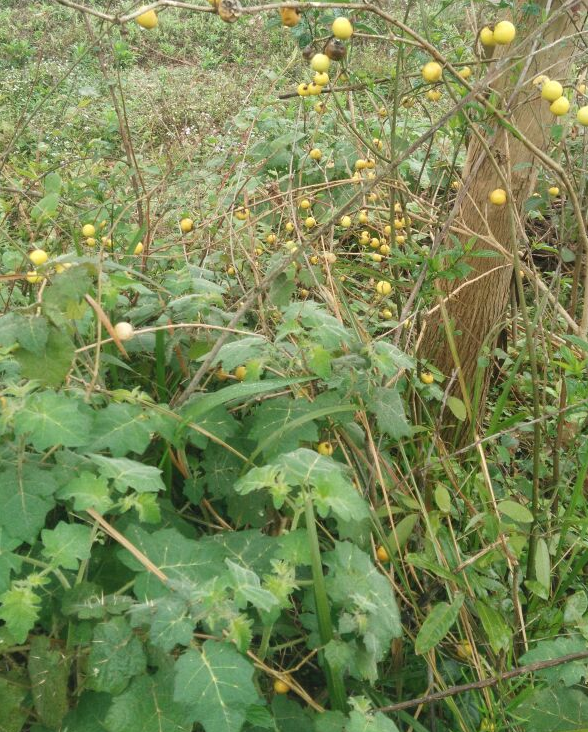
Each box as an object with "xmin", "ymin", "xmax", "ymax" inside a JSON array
[{"xmin": 379, "ymin": 650, "xmax": 588, "ymax": 713}]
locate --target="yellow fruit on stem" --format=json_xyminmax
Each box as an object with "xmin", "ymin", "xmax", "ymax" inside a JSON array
[
  {"xmin": 309, "ymin": 148, "xmax": 322, "ymax": 161},
  {"xmin": 308, "ymin": 82, "xmax": 323, "ymax": 96},
  {"xmin": 332, "ymin": 16, "xmax": 353, "ymax": 39},
  {"xmin": 381, "ymin": 308, "xmax": 393, "ymax": 319},
  {"xmin": 370, "ymin": 237, "xmax": 380, "ymax": 249},
  {"xmin": 299, "ymin": 199, "xmax": 311, "ymax": 210},
  {"xmin": 26, "ymin": 271, "xmax": 43, "ymax": 284},
  {"xmin": 266, "ymin": 233, "xmax": 277, "ymax": 244},
  {"xmin": 29, "ymin": 249, "xmax": 48, "ymax": 266},
  {"xmin": 422, "ymin": 61, "xmax": 443, "ymax": 83},
  {"xmin": 493, "ymin": 20, "xmax": 516, "ymax": 44},
  {"xmin": 285, "ymin": 221, "xmax": 295, "ymax": 232},
  {"xmin": 376, "ymin": 546, "xmax": 390, "ymax": 562},
  {"xmin": 479, "ymin": 26, "xmax": 496, "ymax": 46},
  {"xmin": 82, "ymin": 223, "xmax": 96, "ymax": 237},
  {"xmin": 376, "ymin": 280, "xmax": 392, "ymax": 295},
  {"xmin": 317, "ymin": 441, "xmax": 334, "ymax": 456},
  {"xmin": 297, "ymin": 83, "xmax": 310, "ymax": 97},
  {"xmin": 136, "ymin": 10, "xmax": 158, "ymax": 29},
  {"xmin": 355, "ymin": 159, "xmax": 368, "ymax": 171},
  {"xmin": 426, "ymin": 89, "xmax": 441, "ymax": 101},
  {"xmin": 304, "ymin": 216, "xmax": 316, "ymax": 229},
  {"xmin": 234, "ymin": 365, "xmax": 247, "ymax": 381},
  {"xmin": 134, "ymin": 241, "xmax": 144, "ymax": 255},
  {"xmin": 533, "ymin": 74, "xmax": 550, "ymax": 86},
  {"xmin": 340, "ymin": 215, "xmax": 352, "ymax": 228},
  {"xmin": 273, "ymin": 679, "xmax": 290, "ymax": 694},
  {"xmin": 541, "ymin": 80, "xmax": 563, "ymax": 101},
  {"xmin": 310, "ymin": 53, "xmax": 330, "ymax": 73},
  {"xmin": 114, "ymin": 322, "xmax": 135, "ymax": 341},
  {"xmin": 235, "ymin": 207, "xmax": 250, "ymax": 220},
  {"xmin": 577, "ymin": 106, "xmax": 588, "ymax": 125},
  {"xmin": 548, "ymin": 186, "xmax": 559, "ymax": 197},
  {"xmin": 216, "ymin": 368, "xmax": 229, "ymax": 381},
  {"xmin": 456, "ymin": 640, "xmax": 473, "ymax": 659},
  {"xmin": 459, "ymin": 66, "xmax": 472, "ymax": 79},
  {"xmin": 280, "ymin": 7, "xmax": 301, "ymax": 26},
  {"xmin": 227, "ymin": 265, "xmax": 236, "ymax": 276},
  {"xmin": 314, "ymin": 72, "xmax": 329, "ymax": 86},
  {"xmin": 358, "ymin": 210, "xmax": 368, "ymax": 224},
  {"xmin": 86, "ymin": 237, "xmax": 96, "ymax": 247},
  {"xmin": 314, "ymin": 101, "xmax": 326, "ymax": 114},
  {"xmin": 577, "ymin": 83, "xmax": 587, "ymax": 95},
  {"xmin": 489, "ymin": 188, "xmax": 507, "ymax": 205},
  {"xmin": 379, "ymin": 244, "xmax": 391, "ymax": 255},
  {"xmin": 420, "ymin": 371, "xmax": 434, "ymax": 384},
  {"xmin": 180, "ymin": 217, "xmax": 194, "ymax": 233},
  {"xmin": 550, "ymin": 96, "xmax": 569, "ymax": 116}
]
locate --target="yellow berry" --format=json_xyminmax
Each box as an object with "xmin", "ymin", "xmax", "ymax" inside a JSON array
[
  {"xmin": 266, "ymin": 233, "xmax": 277, "ymax": 244},
  {"xmin": 82, "ymin": 224, "xmax": 96, "ymax": 237},
  {"xmin": 422, "ymin": 61, "xmax": 443, "ymax": 83},
  {"xmin": 420, "ymin": 371, "xmax": 434, "ymax": 384},
  {"xmin": 180, "ymin": 217, "xmax": 194, "ymax": 233},
  {"xmin": 134, "ymin": 241, "xmax": 144, "ymax": 255},
  {"xmin": 550, "ymin": 96, "xmax": 570, "ymax": 116},
  {"xmin": 376, "ymin": 546, "xmax": 390, "ymax": 562},
  {"xmin": 136, "ymin": 9, "xmax": 158, "ymax": 28},
  {"xmin": 313, "ymin": 72, "xmax": 329, "ymax": 86},
  {"xmin": 310, "ymin": 53, "xmax": 330, "ymax": 73},
  {"xmin": 234, "ymin": 207, "xmax": 250, "ymax": 221},
  {"xmin": 379, "ymin": 244, "xmax": 391, "ymax": 255},
  {"xmin": 304, "ymin": 216, "xmax": 316, "ymax": 229},
  {"xmin": 29, "ymin": 249, "xmax": 48, "ymax": 266},
  {"xmin": 297, "ymin": 83, "xmax": 310, "ymax": 97},
  {"xmin": 493, "ymin": 20, "xmax": 516, "ymax": 45},
  {"xmin": 395, "ymin": 235, "xmax": 406, "ymax": 245},
  {"xmin": 358, "ymin": 210, "xmax": 368, "ymax": 224},
  {"xmin": 216, "ymin": 367, "xmax": 230, "ymax": 381},
  {"xmin": 234, "ymin": 365, "xmax": 247, "ymax": 381},
  {"xmin": 541, "ymin": 80, "xmax": 563, "ymax": 101},
  {"xmin": 548, "ymin": 186, "xmax": 559, "ymax": 197},
  {"xmin": 459, "ymin": 66, "xmax": 472, "ymax": 79},
  {"xmin": 273, "ymin": 679, "xmax": 290, "ymax": 695},
  {"xmin": 376, "ymin": 280, "xmax": 392, "ymax": 295},
  {"xmin": 426, "ymin": 89, "xmax": 441, "ymax": 101},
  {"xmin": 479, "ymin": 26, "xmax": 496, "ymax": 46},
  {"xmin": 285, "ymin": 221, "xmax": 295, "ymax": 232},
  {"xmin": 371, "ymin": 253, "xmax": 383, "ymax": 262},
  {"xmin": 489, "ymin": 188, "xmax": 507, "ymax": 206},
  {"xmin": 309, "ymin": 148, "xmax": 322, "ymax": 161},
  {"xmin": 577, "ymin": 106, "xmax": 588, "ymax": 125},
  {"xmin": 340, "ymin": 215, "xmax": 352, "ymax": 228},
  {"xmin": 456, "ymin": 640, "xmax": 473, "ymax": 659},
  {"xmin": 317, "ymin": 441, "xmax": 334, "ymax": 456},
  {"xmin": 227, "ymin": 265, "xmax": 236, "ymax": 276},
  {"xmin": 299, "ymin": 199, "xmax": 311, "ymax": 210},
  {"xmin": 26, "ymin": 271, "xmax": 43, "ymax": 284},
  {"xmin": 332, "ymin": 16, "xmax": 353, "ymax": 39}
]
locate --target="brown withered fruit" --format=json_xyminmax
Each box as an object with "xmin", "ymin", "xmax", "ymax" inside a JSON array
[{"xmin": 324, "ymin": 38, "xmax": 346, "ymax": 61}]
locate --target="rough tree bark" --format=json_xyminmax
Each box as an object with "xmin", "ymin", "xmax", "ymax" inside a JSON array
[{"xmin": 419, "ymin": 1, "xmax": 583, "ymax": 418}]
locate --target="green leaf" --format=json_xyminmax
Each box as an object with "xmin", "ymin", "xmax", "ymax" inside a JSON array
[
  {"xmin": 14, "ymin": 328, "xmax": 75, "ymax": 387},
  {"xmin": 516, "ymin": 684, "xmax": 588, "ymax": 731},
  {"xmin": 0, "ymin": 586, "xmax": 41, "ymax": 643},
  {"xmin": 271, "ymin": 695, "xmax": 316, "ymax": 732},
  {"xmin": 0, "ymin": 674, "xmax": 28, "ymax": 732},
  {"xmin": 17, "ymin": 316, "xmax": 48, "ymax": 353},
  {"xmin": 89, "ymin": 454, "xmax": 165, "ymax": 493},
  {"xmin": 387, "ymin": 515, "xmax": 418, "ymax": 556},
  {"xmin": 14, "ymin": 391, "xmax": 92, "ymax": 451},
  {"xmin": 226, "ymin": 560, "xmax": 279, "ymax": 613},
  {"xmin": 89, "ymin": 403, "xmax": 153, "ymax": 456},
  {"xmin": 57, "ymin": 471, "xmax": 113, "ymax": 513},
  {"xmin": 434, "ymin": 485, "xmax": 451, "ymax": 513},
  {"xmin": 309, "ymin": 345, "xmax": 332, "ymax": 379},
  {"xmin": 367, "ymin": 387, "xmax": 411, "ymax": 440},
  {"xmin": 0, "ymin": 463, "xmax": 57, "ymax": 542},
  {"xmin": 415, "ymin": 594, "xmax": 464, "ymax": 655},
  {"xmin": 346, "ymin": 710, "xmax": 399, "ymax": 732},
  {"xmin": 0, "ymin": 528, "xmax": 22, "ymax": 594},
  {"xmin": 475, "ymin": 601, "xmax": 511, "ymax": 654},
  {"xmin": 535, "ymin": 538, "xmax": 551, "ymax": 592},
  {"xmin": 28, "ymin": 635, "xmax": 69, "ymax": 728},
  {"xmin": 564, "ymin": 592, "xmax": 588, "ymax": 624},
  {"xmin": 498, "ymin": 500, "xmax": 534, "ymax": 524},
  {"xmin": 248, "ymin": 397, "xmax": 320, "ymax": 458},
  {"xmin": 212, "ymin": 336, "xmax": 268, "ymax": 371},
  {"xmin": 61, "ymin": 692, "xmax": 112, "ymax": 732},
  {"xmin": 369, "ymin": 341, "xmax": 414, "ymax": 376},
  {"xmin": 446, "ymin": 396, "xmax": 467, "ymax": 421},
  {"xmin": 519, "ymin": 637, "xmax": 588, "ymax": 687},
  {"xmin": 31, "ymin": 192, "xmax": 59, "ymax": 221},
  {"xmin": 174, "ymin": 640, "xmax": 258, "ymax": 732},
  {"xmin": 105, "ymin": 667, "xmax": 193, "ymax": 732},
  {"xmin": 41, "ymin": 522, "xmax": 92, "ymax": 570},
  {"xmin": 87, "ymin": 617, "xmax": 146, "ymax": 695}
]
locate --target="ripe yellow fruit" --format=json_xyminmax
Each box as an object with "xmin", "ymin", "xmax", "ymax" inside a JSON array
[
  {"xmin": 136, "ymin": 10, "xmax": 158, "ymax": 29},
  {"xmin": 54, "ymin": 263, "xmax": 72, "ymax": 274},
  {"xmin": 541, "ymin": 80, "xmax": 563, "ymax": 101},
  {"xmin": 379, "ymin": 244, "xmax": 391, "ymax": 255},
  {"xmin": 180, "ymin": 217, "xmax": 194, "ymax": 233},
  {"xmin": 310, "ymin": 53, "xmax": 330, "ymax": 73},
  {"xmin": 299, "ymin": 199, "xmax": 311, "ymax": 210},
  {"xmin": 29, "ymin": 249, "xmax": 48, "ymax": 266},
  {"xmin": 395, "ymin": 235, "xmax": 406, "ymax": 245},
  {"xmin": 255, "ymin": 247, "xmax": 263, "ymax": 256},
  {"xmin": 317, "ymin": 441, "xmax": 334, "ymax": 456},
  {"xmin": 263, "ymin": 233, "xmax": 275, "ymax": 245},
  {"xmin": 451, "ymin": 180, "xmax": 461, "ymax": 190},
  {"xmin": 134, "ymin": 241, "xmax": 144, "ymax": 255},
  {"xmin": 372, "ymin": 137, "xmax": 383, "ymax": 150},
  {"xmin": 309, "ymin": 148, "xmax": 322, "ymax": 161},
  {"xmin": 82, "ymin": 223, "xmax": 96, "ymax": 237},
  {"xmin": 314, "ymin": 101, "xmax": 327, "ymax": 114},
  {"xmin": 479, "ymin": 26, "xmax": 495, "ymax": 46},
  {"xmin": 376, "ymin": 280, "xmax": 392, "ymax": 295},
  {"xmin": 285, "ymin": 221, "xmax": 295, "ymax": 232},
  {"xmin": 304, "ymin": 217, "xmax": 316, "ymax": 229},
  {"xmin": 102, "ymin": 236, "xmax": 113, "ymax": 248},
  {"xmin": 381, "ymin": 308, "xmax": 393, "ymax": 319},
  {"xmin": 355, "ymin": 159, "xmax": 368, "ymax": 171},
  {"xmin": 234, "ymin": 365, "xmax": 247, "ymax": 381},
  {"xmin": 577, "ymin": 106, "xmax": 588, "ymax": 125},
  {"xmin": 280, "ymin": 7, "xmax": 301, "ymax": 26},
  {"xmin": 273, "ymin": 679, "xmax": 290, "ymax": 694},
  {"xmin": 422, "ymin": 61, "xmax": 443, "ymax": 83},
  {"xmin": 489, "ymin": 188, "xmax": 507, "ymax": 206},
  {"xmin": 358, "ymin": 210, "xmax": 368, "ymax": 224},
  {"xmin": 332, "ymin": 16, "xmax": 353, "ymax": 40},
  {"xmin": 26, "ymin": 271, "xmax": 43, "ymax": 284},
  {"xmin": 299, "ymin": 288, "xmax": 310, "ymax": 298},
  {"xmin": 384, "ymin": 225, "xmax": 392, "ymax": 236},
  {"xmin": 493, "ymin": 20, "xmax": 516, "ymax": 45},
  {"xmin": 310, "ymin": 255, "xmax": 319, "ymax": 264},
  {"xmin": 394, "ymin": 218, "xmax": 405, "ymax": 230},
  {"xmin": 234, "ymin": 207, "xmax": 250, "ymax": 220},
  {"xmin": 340, "ymin": 215, "xmax": 352, "ymax": 228},
  {"xmin": 456, "ymin": 640, "xmax": 473, "ymax": 659},
  {"xmin": 426, "ymin": 89, "xmax": 441, "ymax": 102},
  {"xmin": 379, "ymin": 106, "xmax": 389, "ymax": 116},
  {"xmin": 533, "ymin": 74, "xmax": 550, "ymax": 86},
  {"xmin": 297, "ymin": 83, "xmax": 310, "ymax": 97},
  {"xmin": 548, "ymin": 186, "xmax": 559, "ymax": 197},
  {"xmin": 459, "ymin": 66, "xmax": 472, "ymax": 79},
  {"xmin": 365, "ymin": 159, "xmax": 375, "ymax": 169},
  {"xmin": 308, "ymin": 82, "xmax": 323, "ymax": 96},
  {"xmin": 376, "ymin": 546, "xmax": 390, "ymax": 562},
  {"xmin": 314, "ymin": 72, "xmax": 329, "ymax": 86},
  {"xmin": 227, "ymin": 265, "xmax": 236, "ymax": 276},
  {"xmin": 420, "ymin": 371, "xmax": 434, "ymax": 384},
  {"xmin": 114, "ymin": 322, "xmax": 135, "ymax": 341},
  {"xmin": 550, "ymin": 96, "xmax": 570, "ymax": 116},
  {"xmin": 370, "ymin": 237, "xmax": 380, "ymax": 249},
  {"xmin": 86, "ymin": 237, "xmax": 96, "ymax": 247},
  {"xmin": 577, "ymin": 83, "xmax": 587, "ymax": 94},
  {"xmin": 216, "ymin": 368, "xmax": 229, "ymax": 381}
]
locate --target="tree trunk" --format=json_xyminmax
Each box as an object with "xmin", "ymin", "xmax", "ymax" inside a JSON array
[{"xmin": 419, "ymin": 2, "xmax": 581, "ymax": 419}]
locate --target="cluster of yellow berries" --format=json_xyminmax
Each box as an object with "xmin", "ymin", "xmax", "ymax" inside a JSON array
[
  {"xmin": 534, "ymin": 76, "xmax": 570, "ymax": 117},
  {"xmin": 297, "ymin": 18, "xmax": 353, "ymax": 97},
  {"xmin": 479, "ymin": 20, "xmax": 516, "ymax": 47},
  {"xmin": 25, "ymin": 248, "xmax": 74, "ymax": 283}
]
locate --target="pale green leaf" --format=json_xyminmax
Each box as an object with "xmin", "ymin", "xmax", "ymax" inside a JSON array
[
  {"xmin": 89, "ymin": 454, "xmax": 165, "ymax": 493},
  {"xmin": 14, "ymin": 391, "xmax": 92, "ymax": 450},
  {"xmin": 535, "ymin": 538, "xmax": 551, "ymax": 592},
  {"xmin": 346, "ymin": 710, "xmax": 399, "ymax": 732},
  {"xmin": 41, "ymin": 522, "xmax": 92, "ymax": 570},
  {"xmin": 0, "ymin": 586, "xmax": 41, "ymax": 643},
  {"xmin": 57, "ymin": 471, "xmax": 113, "ymax": 513},
  {"xmin": 415, "ymin": 594, "xmax": 464, "ymax": 655},
  {"xmin": 446, "ymin": 396, "xmax": 467, "ymax": 422},
  {"xmin": 367, "ymin": 387, "xmax": 411, "ymax": 441},
  {"xmin": 475, "ymin": 600, "xmax": 511, "ymax": 654},
  {"xmin": 498, "ymin": 500, "xmax": 534, "ymax": 524}
]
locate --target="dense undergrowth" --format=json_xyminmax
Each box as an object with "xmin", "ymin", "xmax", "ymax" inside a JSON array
[{"xmin": 1, "ymin": 2, "xmax": 588, "ymax": 732}]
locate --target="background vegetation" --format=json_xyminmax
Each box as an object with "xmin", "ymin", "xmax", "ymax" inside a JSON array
[{"xmin": 1, "ymin": 1, "xmax": 588, "ymax": 731}]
